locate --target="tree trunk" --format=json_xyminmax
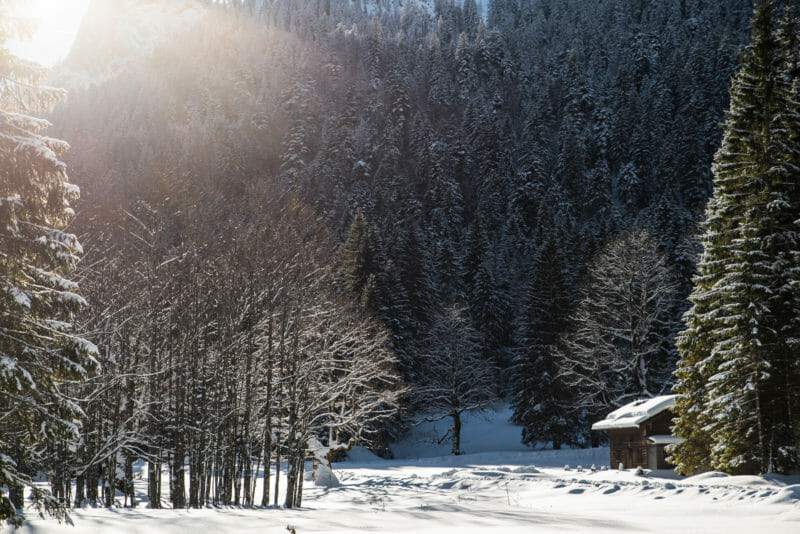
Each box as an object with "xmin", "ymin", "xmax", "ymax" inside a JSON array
[
  {"xmin": 189, "ymin": 452, "xmax": 200, "ymax": 508},
  {"xmin": 148, "ymin": 460, "xmax": 161, "ymax": 508},
  {"xmin": 203, "ymin": 456, "xmax": 213, "ymax": 506},
  {"xmin": 125, "ymin": 455, "xmax": 136, "ymax": 507},
  {"xmin": 74, "ymin": 473, "xmax": 85, "ymax": 507},
  {"xmin": 242, "ymin": 450, "xmax": 252, "ymax": 506},
  {"xmin": 273, "ymin": 434, "xmax": 281, "ymax": 506},
  {"xmin": 104, "ymin": 458, "xmax": 115, "ymax": 507},
  {"xmin": 171, "ymin": 445, "xmax": 186, "ymax": 509},
  {"xmin": 86, "ymin": 463, "xmax": 99, "ymax": 505},
  {"xmin": 284, "ymin": 449, "xmax": 297, "ymax": 508},
  {"xmin": 452, "ymin": 411, "xmax": 462, "ymax": 455},
  {"xmin": 261, "ymin": 430, "xmax": 271, "ymax": 507},
  {"xmin": 295, "ymin": 457, "xmax": 304, "ymax": 508}
]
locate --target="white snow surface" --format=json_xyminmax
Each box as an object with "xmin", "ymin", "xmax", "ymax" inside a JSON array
[
  {"xmin": 392, "ymin": 404, "xmax": 531, "ymax": 459},
  {"xmin": 15, "ymin": 404, "xmax": 800, "ymax": 534},
  {"xmin": 591, "ymin": 394, "xmax": 678, "ymax": 430}
]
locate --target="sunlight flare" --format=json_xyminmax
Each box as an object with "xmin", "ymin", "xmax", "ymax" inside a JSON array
[{"xmin": 7, "ymin": 0, "xmax": 91, "ymax": 66}]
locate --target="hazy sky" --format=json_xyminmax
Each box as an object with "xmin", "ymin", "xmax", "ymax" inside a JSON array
[{"xmin": 8, "ymin": 0, "xmax": 92, "ymax": 67}]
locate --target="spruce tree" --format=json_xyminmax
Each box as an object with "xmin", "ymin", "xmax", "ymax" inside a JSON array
[
  {"xmin": 511, "ymin": 230, "xmax": 576, "ymax": 449},
  {"xmin": 340, "ymin": 207, "xmax": 381, "ymax": 312},
  {"xmin": 672, "ymin": 0, "xmax": 800, "ymax": 475},
  {"xmin": 0, "ymin": 3, "xmax": 97, "ymax": 525}
]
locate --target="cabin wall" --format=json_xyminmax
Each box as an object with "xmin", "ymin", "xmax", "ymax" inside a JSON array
[
  {"xmin": 608, "ymin": 428, "xmax": 647, "ymax": 469},
  {"xmin": 642, "ymin": 411, "xmax": 673, "ymax": 436},
  {"xmin": 606, "ymin": 410, "xmax": 677, "ymax": 469},
  {"xmin": 647, "ymin": 444, "xmax": 669, "ymax": 469}
]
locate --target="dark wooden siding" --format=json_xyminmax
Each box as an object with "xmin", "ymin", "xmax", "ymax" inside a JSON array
[
  {"xmin": 642, "ymin": 410, "xmax": 673, "ymax": 436},
  {"xmin": 608, "ymin": 428, "xmax": 647, "ymax": 469},
  {"xmin": 606, "ymin": 409, "xmax": 676, "ymax": 469}
]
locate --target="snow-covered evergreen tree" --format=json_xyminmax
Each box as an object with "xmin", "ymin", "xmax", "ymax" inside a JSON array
[
  {"xmin": 511, "ymin": 229, "xmax": 577, "ymax": 449},
  {"xmin": 673, "ymin": 0, "xmax": 800, "ymax": 475},
  {"xmin": 0, "ymin": 3, "xmax": 97, "ymax": 525}
]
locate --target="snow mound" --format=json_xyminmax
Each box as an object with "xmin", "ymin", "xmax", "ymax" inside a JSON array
[
  {"xmin": 769, "ymin": 485, "xmax": 800, "ymax": 504},
  {"xmin": 512, "ymin": 465, "xmax": 541, "ymax": 474},
  {"xmin": 313, "ymin": 464, "xmax": 340, "ymax": 488},
  {"xmin": 685, "ymin": 471, "xmax": 730, "ymax": 482},
  {"xmin": 345, "ymin": 446, "xmax": 383, "ymax": 463},
  {"xmin": 724, "ymin": 475, "xmax": 781, "ymax": 487}
]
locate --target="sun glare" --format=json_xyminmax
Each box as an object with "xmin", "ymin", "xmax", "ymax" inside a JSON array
[{"xmin": 7, "ymin": 0, "xmax": 91, "ymax": 67}]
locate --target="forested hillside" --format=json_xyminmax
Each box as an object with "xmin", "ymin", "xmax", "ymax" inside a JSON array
[{"xmin": 6, "ymin": 0, "xmax": 783, "ymax": 515}]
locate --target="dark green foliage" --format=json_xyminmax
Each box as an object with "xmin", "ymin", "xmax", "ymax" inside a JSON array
[
  {"xmin": 340, "ymin": 208, "xmax": 381, "ymax": 311},
  {"xmin": 673, "ymin": 0, "xmax": 800, "ymax": 475},
  {"xmin": 511, "ymin": 231, "xmax": 577, "ymax": 449}
]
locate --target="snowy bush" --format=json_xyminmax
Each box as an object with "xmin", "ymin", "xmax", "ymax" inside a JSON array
[{"xmin": 314, "ymin": 464, "xmax": 341, "ymax": 488}]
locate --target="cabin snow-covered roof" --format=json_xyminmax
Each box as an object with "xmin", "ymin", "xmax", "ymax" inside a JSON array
[
  {"xmin": 647, "ymin": 434, "xmax": 683, "ymax": 445},
  {"xmin": 591, "ymin": 395, "xmax": 678, "ymax": 431}
]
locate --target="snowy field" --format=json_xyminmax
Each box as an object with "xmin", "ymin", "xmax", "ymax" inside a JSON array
[{"xmin": 12, "ymin": 406, "xmax": 800, "ymax": 534}]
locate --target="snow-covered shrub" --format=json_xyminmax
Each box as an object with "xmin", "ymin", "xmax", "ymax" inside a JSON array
[{"xmin": 314, "ymin": 464, "xmax": 340, "ymax": 488}]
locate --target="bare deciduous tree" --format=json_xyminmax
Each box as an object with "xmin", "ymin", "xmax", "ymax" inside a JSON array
[
  {"xmin": 416, "ymin": 304, "xmax": 496, "ymax": 455},
  {"xmin": 557, "ymin": 228, "xmax": 680, "ymax": 422}
]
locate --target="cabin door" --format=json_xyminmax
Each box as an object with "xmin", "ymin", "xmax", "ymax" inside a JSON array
[{"xmin": 647, "ymin": 445, "xmax": 658, "ymax": 469}]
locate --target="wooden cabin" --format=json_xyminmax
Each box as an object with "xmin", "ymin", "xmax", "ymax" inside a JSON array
[{"xmin": 591, "ymin": 395, "xmax": 683, "ymax": 470}]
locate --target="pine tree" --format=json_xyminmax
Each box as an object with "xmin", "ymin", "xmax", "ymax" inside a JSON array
[
  {"xmin": 511, "ymin": 230, "xmax": 576, "ymax": 449},
  {"xmin": 774, "ymin": 7, "xmax": 800, "ymax": 465},
  {"xmin": 0, "ymin": 3, "xmax": 98, "ymax": 525},
  {"xmin": 672, "ymin": 0, "xmax": 800, "ymax": 475},
  {"xmin": 469, "ymin": 256, "xmax": 514, "ymax": 376},
  {"xmin": 340, "ymin": 208, "xmax": 381, "ymax": 313}
]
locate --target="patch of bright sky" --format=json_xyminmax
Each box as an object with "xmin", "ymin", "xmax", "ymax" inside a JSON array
[{"xmin": 7, "ymin": 0, "xmax": 91, "ymax": 67}]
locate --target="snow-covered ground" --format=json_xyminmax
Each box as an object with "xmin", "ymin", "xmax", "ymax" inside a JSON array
[{"xmin": 13, "ymin": 405, "xmax": 800, "ymax": 534}]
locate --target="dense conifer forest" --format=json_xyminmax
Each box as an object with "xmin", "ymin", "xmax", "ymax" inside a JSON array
[{"xmin": 2, "ymin": 0, "xmax": 800, "ymax": 527}]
